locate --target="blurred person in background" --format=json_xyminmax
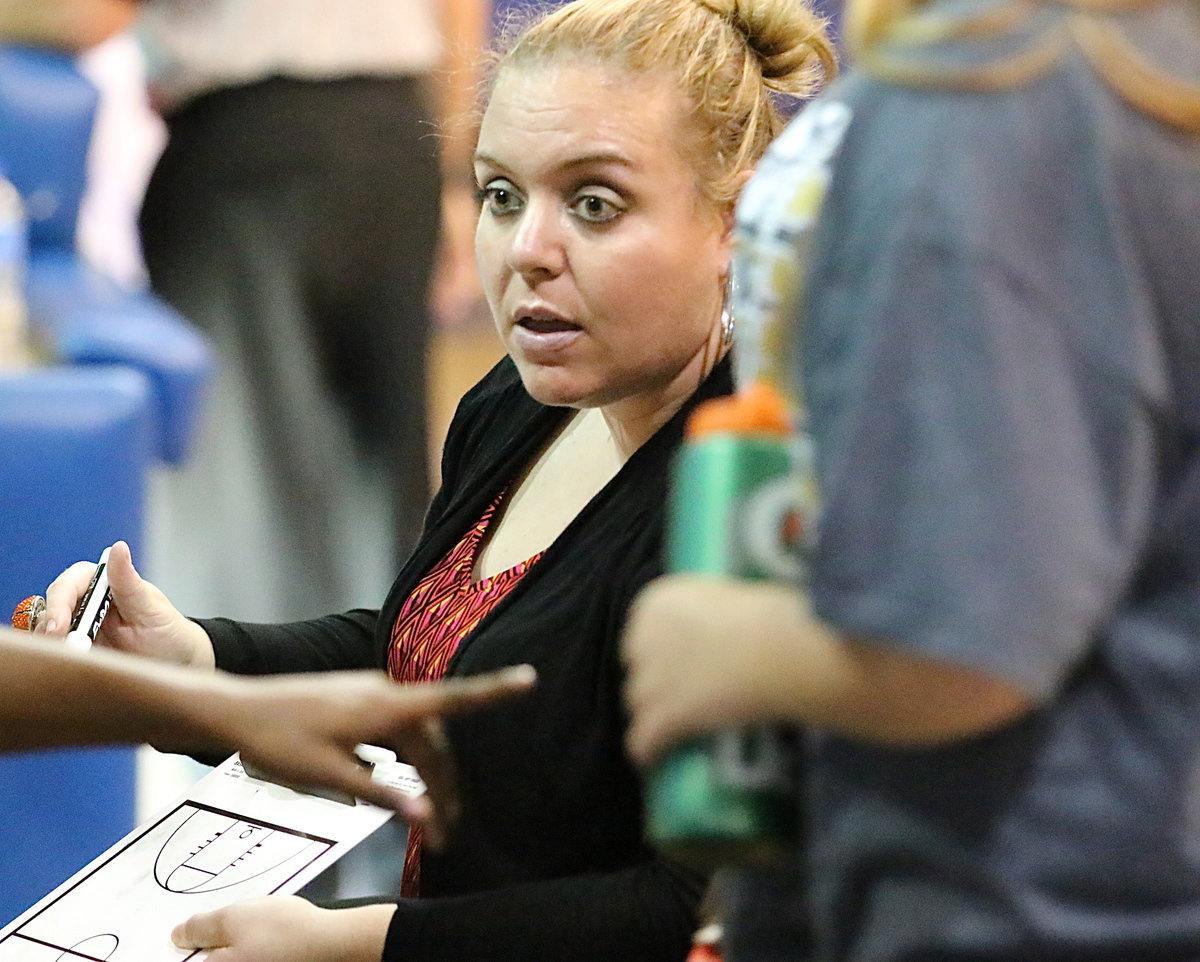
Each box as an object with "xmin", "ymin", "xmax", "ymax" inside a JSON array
[
  {"xmin": 622, "ymin": 0, "xmax": 1200, "ymax": 958},
  {"xmin": 133, "ymin": 3, "xmax": 491, "ymax": 898},
  {"xmin": 135, "ymin": 0, "xmax": 489, "ymax": 625}
]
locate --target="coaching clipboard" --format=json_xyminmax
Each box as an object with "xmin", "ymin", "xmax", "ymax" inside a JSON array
[{"xmin": 0, "ymin": 752, "xmax": 422, "ymax": 961}]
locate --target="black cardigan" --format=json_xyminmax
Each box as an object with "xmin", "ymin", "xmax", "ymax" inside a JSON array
[{"xmin": 199, "ymin": 355, "xmax": 734, "ymax": 961}]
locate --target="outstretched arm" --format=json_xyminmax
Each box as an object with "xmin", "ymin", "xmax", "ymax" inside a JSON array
[{"xmin": 0, "ymin": 627, "xmax": 534, "ymax": 824}]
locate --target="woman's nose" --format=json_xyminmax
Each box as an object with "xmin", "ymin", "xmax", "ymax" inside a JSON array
[{"xmin": 506, "ymin": 202, "xmax": 566, "ymax": 278}]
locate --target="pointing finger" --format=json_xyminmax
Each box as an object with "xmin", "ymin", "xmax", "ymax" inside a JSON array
[{"xmin": 403, "ymin": 665, "xmax": 537, "ymax": 718}]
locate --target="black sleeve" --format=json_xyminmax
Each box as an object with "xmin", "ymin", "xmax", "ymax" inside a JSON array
[
  {"xmin": 196, "ymin": 609, "xmax": 380, "ymax": 675},
  {"xmin": 383, "ymin": 857, "xmax": 705, "ymax": 962}
]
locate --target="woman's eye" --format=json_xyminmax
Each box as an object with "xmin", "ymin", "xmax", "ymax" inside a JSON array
[
  {"xmin": 479, "ymin": 181, "xmax": 523, "ymax": 215},
  {"xmin": 572, "ymin": 193, "xmax": 620, "ymax": 223}
]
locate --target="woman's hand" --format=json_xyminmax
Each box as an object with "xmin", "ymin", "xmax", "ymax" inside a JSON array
[
  {"xmin": 39, "ymin": 540, "xmax": 214, "ymax": 668},
  {"xmin": 172, "ymin": 897, "xmax": 395, "ymax": 962}
]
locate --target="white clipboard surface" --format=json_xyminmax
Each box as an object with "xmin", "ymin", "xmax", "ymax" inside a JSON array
[{"xmin": 0, "ymin": 752, "xmax": 422, "ymax": 960}]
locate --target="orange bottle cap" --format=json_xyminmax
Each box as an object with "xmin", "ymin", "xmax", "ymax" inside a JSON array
[{"xmin": 686, "ymin": 381, "xmax": 791, "ymax": 438}]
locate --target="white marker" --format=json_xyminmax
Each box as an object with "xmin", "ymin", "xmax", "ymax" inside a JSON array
[
  {"xmin": 241, "ymin": 743, "xmax": 404, "ymax": 806},
  {"xmin": 65, "ymin": 546, "xmax": 113, "ymax": 651}
]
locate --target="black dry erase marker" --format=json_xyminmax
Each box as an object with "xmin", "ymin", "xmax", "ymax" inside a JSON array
[{"xmin": 66, "ymin": 546, "xmax": 113, "ymax": 651}]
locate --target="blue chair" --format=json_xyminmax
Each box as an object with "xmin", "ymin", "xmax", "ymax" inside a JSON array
[
  {"xmin": 0, "ymin": 43, "xmax": 213, "ymax": 465},
  {"xmin": 0, "ymin": 366, "xmax": 155, "ymax": 926},
  {"xmin": 0, "ymin": 44, "xmax": 212, "ymax": 926}
]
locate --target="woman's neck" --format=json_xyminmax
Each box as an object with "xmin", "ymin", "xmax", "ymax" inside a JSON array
[
  {"xmin": 600, "ymin": 323, "xmax": 728, "ymax": 458},
  {"xmin": 473, "ymin": 407, "xmax": 623, "ymax": 581}
]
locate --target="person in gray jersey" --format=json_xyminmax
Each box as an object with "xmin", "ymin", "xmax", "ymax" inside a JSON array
[{"xmin": 622, "ymin": 0, "xmax": 1200, "ymax": 959}]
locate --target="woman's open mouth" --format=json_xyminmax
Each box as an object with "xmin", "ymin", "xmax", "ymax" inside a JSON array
[
  {"xmin": 512, "ymin": 314, "xmax": 583, "ymax": 355},
  {"xmin": 518, "ymin": 315, "xmax": 579, "ymax": 334}
]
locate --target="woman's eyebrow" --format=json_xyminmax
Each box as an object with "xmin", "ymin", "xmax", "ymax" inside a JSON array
[{"xmin": 473, "ymin": 150, "xmax": 637, "ymax": 172}]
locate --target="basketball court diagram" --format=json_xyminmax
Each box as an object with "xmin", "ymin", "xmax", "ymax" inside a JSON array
[
  {"xmin": 0, "ymin": 753, "xmax": 417, "ymax": 961},
  {"xmin": 0, "ymin": 800, "xmax": 334, "ymax": 961}
]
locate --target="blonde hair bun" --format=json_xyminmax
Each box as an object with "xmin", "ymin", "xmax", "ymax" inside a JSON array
[{"xmin": 695, "ymin": 0, "xmax": 837, "ymax": 94}]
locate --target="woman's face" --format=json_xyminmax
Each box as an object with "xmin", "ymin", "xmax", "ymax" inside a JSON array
[{"xmin": 474, "ymin": 62, "xmax": 733, "ymax": 423}]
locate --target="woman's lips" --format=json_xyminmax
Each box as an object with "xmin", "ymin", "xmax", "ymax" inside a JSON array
[{"xmin": 511, "ymin": 315, "xmax": 582, "ymax": 355}]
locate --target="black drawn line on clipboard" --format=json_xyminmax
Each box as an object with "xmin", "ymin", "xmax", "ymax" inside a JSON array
[
  {"xmin": 154, "ymin": 811, "xmax": 322, "ymax": 894},
  {"xmin": 6, "ymin": 930, "xmax": 115, "ymax": 961},
  {"xmin": 56, "ymin": 933, "xmax": 119, "ymax": 961},
  {"xmin": 184, "ymin": 800, "xmax": 337, "ymax": 844},
  {"xmin": 0, "ymin": 800, "xmax": 337, "ymax": 958}
]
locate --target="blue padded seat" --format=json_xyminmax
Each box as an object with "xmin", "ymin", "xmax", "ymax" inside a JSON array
[
  {"xmin": 0, "ymin": 44, "xmax": 213, "ymax": 465},
  {"xmin": 0, "ymin": 45, "xmax": 96, "ymax": 249},
  {"xmin": 26, "ymin": 250, "xmax": 212, "ymax": 465},
  {"xmin": 0, "ymin": 365, "xmax": 154, "ymax": 927}
]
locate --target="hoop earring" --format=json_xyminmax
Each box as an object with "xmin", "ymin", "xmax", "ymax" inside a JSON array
[{"xmin": 720, "ymin": 278, "xmax": 736, "ymax": 353}]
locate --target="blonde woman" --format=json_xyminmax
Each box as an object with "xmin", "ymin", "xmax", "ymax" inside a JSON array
[
  {"xmin": 623, "ymin": 0, "xmax": 1200, "ymax": 958},
  {"xmin": 40, "ymin": 0, "xmax": 835, "ymax": 959}
]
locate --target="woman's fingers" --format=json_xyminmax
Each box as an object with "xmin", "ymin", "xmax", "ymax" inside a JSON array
[
  {"xmin": 40, "ymin": 560, "xmax": 102, "ymax": 636},
  {"xmin": 172, "ymin": 907, "xmax": 228, "ymax": 950},
  {"xmin": 171, "ymin": 896, "xmax": 335, "ymax": 962},
  {"xmin": 39, "ymin": 541, "xmax": 138, "ymax": 638}
]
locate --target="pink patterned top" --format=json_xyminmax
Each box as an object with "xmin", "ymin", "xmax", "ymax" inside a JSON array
[{"xmin": 387, "ymin": 489, "xmax": 543, "ymax": 896}]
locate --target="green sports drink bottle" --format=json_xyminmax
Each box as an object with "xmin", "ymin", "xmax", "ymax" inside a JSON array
[{"xmin": 646, "ymin": 382, "xmax": 806, "ymax": 870}]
